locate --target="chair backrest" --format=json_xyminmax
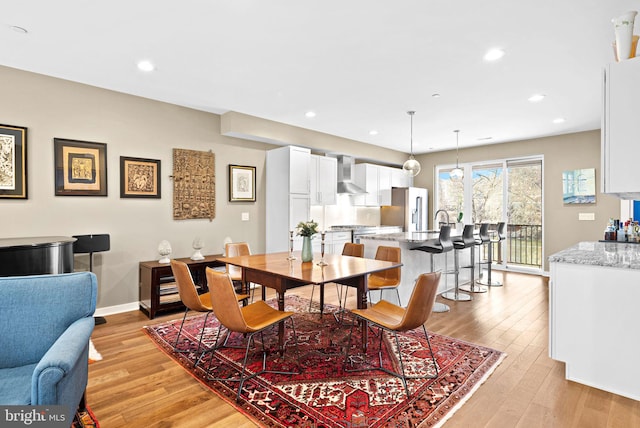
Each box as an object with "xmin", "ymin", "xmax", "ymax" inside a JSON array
[
  {"xmin": 478, "ymin": 223, "xmax": 490, "ymax": 243},
  {"xmin": 170, "ymin": 260, "xmax": 210, "ymax": 312},
  {"xmin": 397, "ymin": 272, "xmax": 441, "ymax": 331},
  {"xmin": 438, "ymin": 225, "xmax": 454, "ymax": 252},
  {"xmin": 342, "ymin": 242, "xmax": 364, "ymax": 257},
  {"xmin": 225, "ymin": 242, "xmax": 251, "ymax": 279},
  {"xmin": 496, "ymin": 222, "xmax": 507, "ymax": 240},
  {"xmin": 0, "ymin": 272, "xmax": 97, "ymax": 368},
  {"xmin": 370, "ymin": 246, "xmax": 401, "ymax": 283},
  {"xmin": 461, "ymin": 224, "xmax": 475, "ymax": 246},
  {"xmin": 205, "ymin": 268, "xmax": 249, "ymax": 333}
]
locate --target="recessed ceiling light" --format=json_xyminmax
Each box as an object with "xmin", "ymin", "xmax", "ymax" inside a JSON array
[
  {"xmin": 553, "ymin": 117, "xmax": 566, "ymax": 124},
  {"xmin": 528, "ymin": 94, "xmax": 546, "ymax": 103},
  {"xmin": 137, "ymin": 60, "xmax": 155, "ymax": 72},
  {"xmin": 484, "ymin": 48, "xmax": 505, "ymax": 61},
  {"xmin": 10, "ymin": 25, "xmax": 28, "ymax": 34},
  {"xmin": 431, "ymin": 93, "xmax": 441, "ymax": 98},
  {"xmin": 369, "ymin": 130, "xmax": 378, "ymax": 136},
  {"xmin": 477, "ymin": 136, "xmax": 493, "ymax": 141},
  {"xmin": 305, "ymin": 111, "xmax": 316, "ymax": 118}
]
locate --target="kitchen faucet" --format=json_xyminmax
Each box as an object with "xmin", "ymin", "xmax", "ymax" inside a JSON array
[{"xmin": 434, "ymin": 209, "xmax": 450, "ymax": 228}]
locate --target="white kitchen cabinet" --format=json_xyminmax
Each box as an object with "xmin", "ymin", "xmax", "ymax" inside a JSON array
[
  {"xmin": 378, "ymin": 166, "xmax": 392, "ymax": 205},
  {"xmin": 330, "ymin": 231, "xmax": 352, "ymax": 254},
  {"xmin": 602, "ymin": 57, "xmax": 640, "ymax": 198},
  {"xmin": 353, "ymin": 163, "xmax": 399, "ymax": 206},
  {"xmin": 391, "ymin": 167, "xmax": 413, "ymax": 188},
  {"xmin": 549, "ymin": 260, "xmax": 640, "ymax": 401},
  {"xmin": 310, "ymin": 155, "xmax": 337, "ymax": 205},
  {"xmin": 266, "ymin": 146, "xmax": 311, "ymax": 252},
  {"xmin": 353, "ymin": 163, "xmax": 380, "ymax": 206}
]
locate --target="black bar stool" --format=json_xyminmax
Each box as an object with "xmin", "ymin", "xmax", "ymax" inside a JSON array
[
  {"xmin": 443, "ymin": 224, "xmax": 474, "ymax": 301},
  {"xmin": 461, "ymin": 223, "xmax": 489, "ymax": 293},
  {"xmin": 477, "ymin": 222, "xmax": 506, "ymax": 287},
  {"xmin": 411, "ymin": 225, "xmax": 453, "ymax": 312}
]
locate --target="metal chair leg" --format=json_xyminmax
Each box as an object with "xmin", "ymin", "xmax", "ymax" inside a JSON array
[
  {"xmin": 206, "ymin": 318, "xmax": 301, "ymax": 402},
  {"xmin": 477, "ymin": 241, "xmax": 503, "ymax": 286},
  {"xmin": 442, "ymin": 248, "xmax": 471, "ymax": 301}
]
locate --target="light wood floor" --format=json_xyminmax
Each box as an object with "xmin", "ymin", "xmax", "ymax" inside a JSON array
[{"xmin": 87, "ymin": 272, "xmax": 640, "ymax": 427}]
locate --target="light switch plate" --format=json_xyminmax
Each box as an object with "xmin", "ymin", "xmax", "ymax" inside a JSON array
[
  {"xmin": 578, "ymin": 212, "xmax": 595, "ymax": 221},
  {"xmin": 241, "ymin": 212, "xmax": 249, "ymax": 221}
]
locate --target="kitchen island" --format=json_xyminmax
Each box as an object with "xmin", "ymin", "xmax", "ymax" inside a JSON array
[
  {"xmin": 548, "ymin": 241, "xmax": 640, "ymax": 400},
  {"xmin": 358, "ymin": 230, "xmax": 473, "ymax": 305}
]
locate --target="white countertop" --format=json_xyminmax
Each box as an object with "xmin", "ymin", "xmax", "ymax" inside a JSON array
[{"xmin": 548, "ymin": 241, "xmax": 640, "ymax": 270}]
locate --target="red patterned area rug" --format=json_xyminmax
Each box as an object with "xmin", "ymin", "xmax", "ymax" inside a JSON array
[
  {"xmin": 72, "ymin": 406, "xmax": 99, "ymax": 428},
  {"xmin": 144, "ymin": 296, "xmax": 505, "ymax": 427}
]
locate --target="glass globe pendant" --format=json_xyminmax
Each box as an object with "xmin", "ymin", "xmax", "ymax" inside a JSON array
[
  {"xmin": 450, "ymin": 130, "xmax": 464, "ymax": 181},
  {"xmin": 402, "ymin": 111, "xmax": 421, "ymax": 177}
]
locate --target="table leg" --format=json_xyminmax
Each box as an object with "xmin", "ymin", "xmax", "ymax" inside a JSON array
[
  {"xmin": 277, "ymin": 291, "xmax": 285, "ymax": 349},
  {"xmin": 356, "ymin": 275, "xmax": 368, "ymax": 351}
]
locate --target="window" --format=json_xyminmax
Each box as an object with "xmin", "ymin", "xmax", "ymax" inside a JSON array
[{"xmin": 436, "ymin": 156, "xmax": 543, "ymax": 271}]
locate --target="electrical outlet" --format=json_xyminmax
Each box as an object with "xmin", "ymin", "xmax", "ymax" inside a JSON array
[
  {"xmin": 241, "ymin": 212, "xmax": 249, "ymax": 221},
  {"xmin": 578, "ymin": 213, "xmax": 595, "ymax": 221}
]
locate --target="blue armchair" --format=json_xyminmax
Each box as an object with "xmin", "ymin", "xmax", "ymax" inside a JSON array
[{"xmin": 0, "ymin": 272, "xmax": 97, "ymax": 421}]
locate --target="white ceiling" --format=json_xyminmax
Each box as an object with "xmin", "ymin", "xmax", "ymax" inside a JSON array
[{"xmin": 1, "ymin": 1, "xmax": 638, "ymax": 154}]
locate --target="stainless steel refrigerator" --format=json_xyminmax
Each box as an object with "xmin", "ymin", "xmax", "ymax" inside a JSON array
[{"xmin": 380, "ymin": 187, "xmax": 429, "ymax": 232}]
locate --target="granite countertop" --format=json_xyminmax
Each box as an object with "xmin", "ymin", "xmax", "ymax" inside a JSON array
[
  {"xmin": 548, "ymin": 241, "xmax": 640, "ymax": 269},
  {"xmin": 357, "ymin": 231, "xmax": 442, "ymax": 243}
]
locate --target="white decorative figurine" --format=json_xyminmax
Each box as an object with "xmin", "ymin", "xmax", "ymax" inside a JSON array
[
  {"xmin": 191, "ymin": 237, "xmax": 205, "ymax": 260},
  {"xmin": 158, "ymin": 240, "xmax": 172, "ymax": 264}
]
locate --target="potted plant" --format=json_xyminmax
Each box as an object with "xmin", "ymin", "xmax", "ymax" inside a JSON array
[
  {"xmin": 456, "ymin": 212, "xmax": 464, "ymax": 233},
  {"xmin": 296, "ymin": 220, "xmax": 319, "ymax": 262}
]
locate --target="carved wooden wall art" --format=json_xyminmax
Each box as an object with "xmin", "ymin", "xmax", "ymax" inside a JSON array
[{"xmin": 172, "ymin": 148, "xmax": 215, "ymax": 221}]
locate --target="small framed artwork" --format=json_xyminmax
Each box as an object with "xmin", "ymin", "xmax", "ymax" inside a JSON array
[
  {"xmin": 562, "ymin": 168, "xmax": 596, "ymax": 204},
  {"xmin": 54, "ymin": 138, "xmax": 108, "ymax": 196},
  {"xmin": 120, "ymin": 156, "xmax": 161, "ymax": 198},
  {"xmin": 229, "ymin": 164, "xmax": 256, "ymax": 202},
  {"xmin": 0, "ymin": 124, "xmax": 28, "ymax": 199}
]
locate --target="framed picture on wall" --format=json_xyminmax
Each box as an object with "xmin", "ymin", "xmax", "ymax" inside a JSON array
[
  {"xmin": 0, "ymin": 123, "xmax": 28, "ymax": 199},
  {"xmin": 229, "ymin": 164, "xmax": 256, "ymax": 202},
  {"xmin": 562, "ymin": 168, "xmax": 596, "ymax": 204},
  {"xmin": 54, "ymin": 138, "xmax": 108, "ymax": 196},
  {"xmin": 120, "ymin": 156, "xmax": 161, "ymax": 198}
]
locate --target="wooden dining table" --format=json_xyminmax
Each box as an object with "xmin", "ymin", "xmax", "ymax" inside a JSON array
[{"xmin": 217, "ymin": 251, "xmax": 403, "ymax": 349}]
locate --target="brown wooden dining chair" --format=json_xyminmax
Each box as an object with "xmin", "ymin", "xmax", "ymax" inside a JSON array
[
  {"xmin": 343, "ymin": 272, "xmax": 441, "ymax": 397},
  {"xmin": 225, "ymin": 242, "xmax": 254, "ymax": 300},
  {"xmin": 170, "ymin": 260, "xmax": 249, "ymax": 367},
  {"xmin": 368, "ymin": 245, "xmax": 402, "ymax": 305},
  {"xmin": 333, "ymin": 243, "xmax": 365, "ymax": 323},
  {"xmin": 204, "ymin": 268, "xmax": 301, "ymax": 401}
]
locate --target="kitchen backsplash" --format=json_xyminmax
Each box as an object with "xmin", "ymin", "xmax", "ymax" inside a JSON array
[{"xmin": 311, "ymin": 194, "xmax": 381, "ymax": 230}]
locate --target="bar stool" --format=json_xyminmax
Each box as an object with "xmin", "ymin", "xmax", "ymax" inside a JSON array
[
  {"xmin": 443, "ymin": 224, "xmax": 474, "ymax": 301},
  {"xmin": 460, "ymin": 223, "xmax": 489, "ymax": 293},
  {"xmin": 477, "ymin": 222, "xmax": 506, "ymax": 287},
  {"xmin": 411, "ymin": 225, "xmax": 453, "ymax": 312}
]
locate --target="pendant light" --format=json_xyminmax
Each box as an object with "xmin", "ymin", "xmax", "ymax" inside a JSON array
[
  {"xmin": 450, "ymin": 130, "xmax": 464, "ymax": 181},
  {"xmin": 402, "ymin": 111, "xmax": 421, "ymax": 177}
]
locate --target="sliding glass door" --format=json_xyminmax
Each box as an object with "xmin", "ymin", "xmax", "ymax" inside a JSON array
[
  {"xmin": 506, "ymin": 159, "xmax": 543, "ymax": 270},
  {"xmin": 436, "ymin": 156, "xmax": 543, "ymax": 272}
]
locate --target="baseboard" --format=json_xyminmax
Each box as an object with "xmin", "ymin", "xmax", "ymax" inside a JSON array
[{"xmin": 95, "ymin": 301, "xmax": 139, "ymax": 317}]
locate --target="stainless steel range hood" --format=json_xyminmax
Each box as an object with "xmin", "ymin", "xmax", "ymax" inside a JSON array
[{"xmin": 336, "ymin": 155, "xmax": 367, "ymax": 194}]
